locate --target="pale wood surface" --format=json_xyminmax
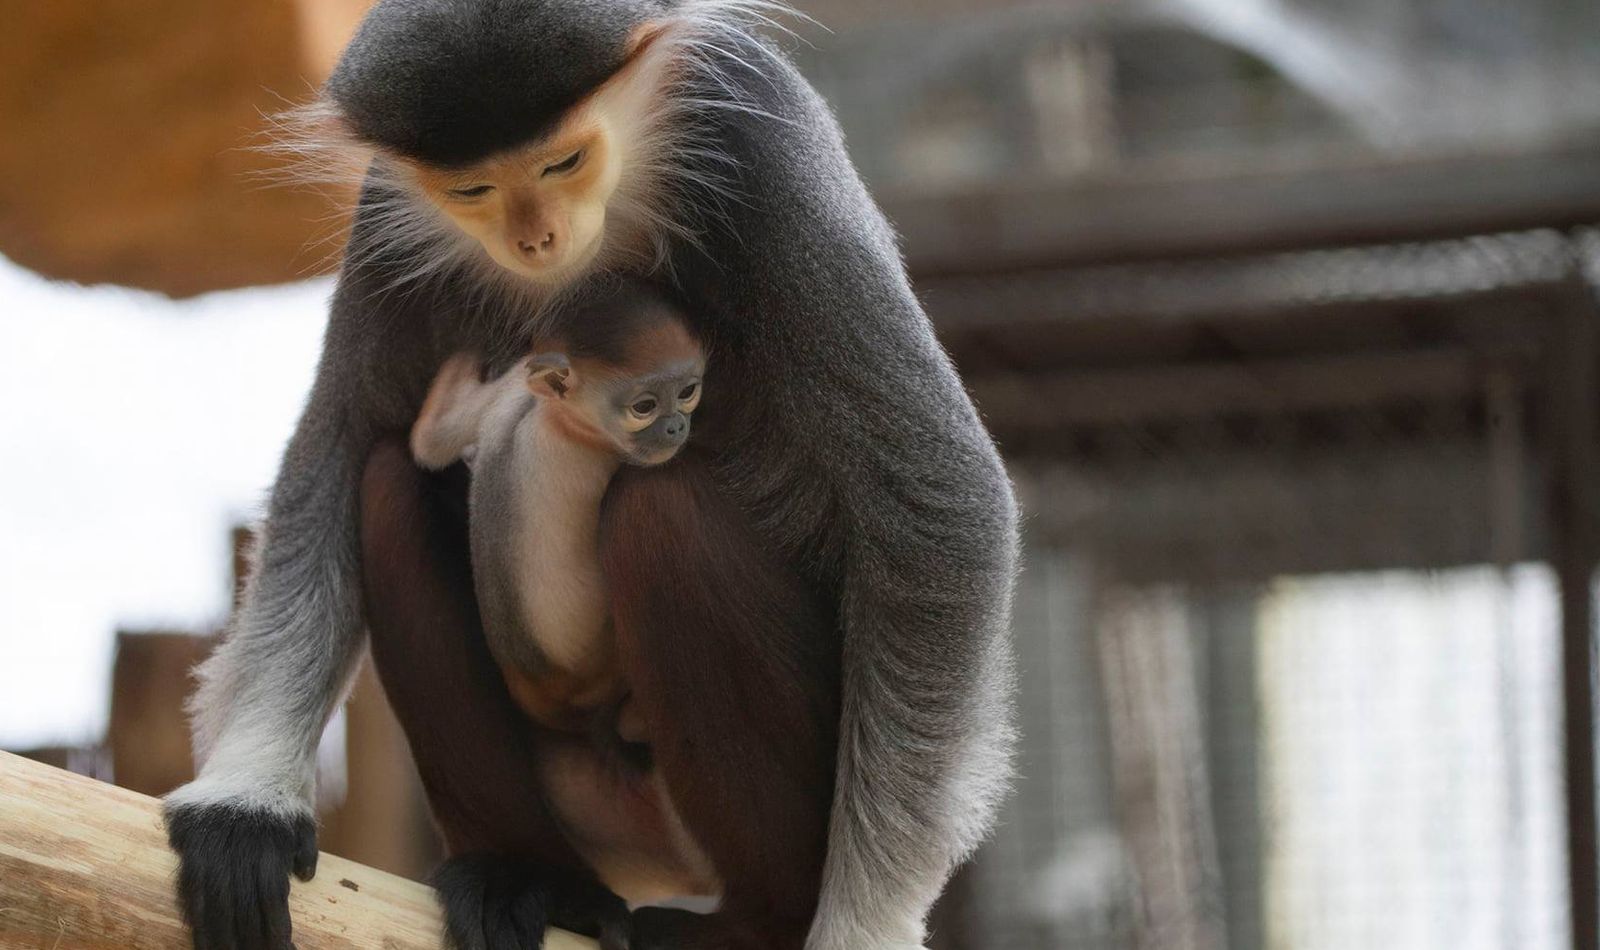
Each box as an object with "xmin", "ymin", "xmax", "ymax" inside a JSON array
[{"xmin": 0, "ymin": 751, "xmax": 596, "ymax": 950}]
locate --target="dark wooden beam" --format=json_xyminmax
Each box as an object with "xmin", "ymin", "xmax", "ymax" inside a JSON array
[
  {"xmin": 1545, "ymin": 279, "xmax": 1600, "ymax": 950},
  {"xmin": 889, "ymin": 147, "xmax": 1600, "ymax": 277},
  {"xmin": 968, "ymin": 346, "xmax": 1507, "ymax": 428}
]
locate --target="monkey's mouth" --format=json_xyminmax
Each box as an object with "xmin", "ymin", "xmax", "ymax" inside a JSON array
[
  {"xmin": 629, "ymin": 445, "xmax": 685, "ymax": 467},
  {"xmin": 502, "ymin": 232, "xmax": 604, "ymax": 283}
]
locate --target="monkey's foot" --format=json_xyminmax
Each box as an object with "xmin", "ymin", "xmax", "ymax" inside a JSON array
[
  {"xmin": 163, "ymin": 800, "xmax": 318, "ymax": 950},
  {"xmin": 432, "ymin": 853, "xmax": 630, "ymax": 950}
]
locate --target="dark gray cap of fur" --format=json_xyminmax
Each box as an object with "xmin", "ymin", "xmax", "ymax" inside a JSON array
[{"xmin": 327, "ymin": 0, "xmax": 666, "ymax": 167}]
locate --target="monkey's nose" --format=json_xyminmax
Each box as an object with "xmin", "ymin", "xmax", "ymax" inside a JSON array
[
  {"xmin": 517, "ymin": 232, "xmax": 558, "ymax": 257},
  {"xmin": 662, "ymin": 416, "xmax": 687, "ymax": 438}
]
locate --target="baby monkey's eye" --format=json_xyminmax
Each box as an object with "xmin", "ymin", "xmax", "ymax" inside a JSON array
[
  {"xmin": 543, "ymin": 150, "xmax": 585, "ymax": 177},
  {"xmin": 448, "ymin": 184, "xmax": 495, "ymax": 199},
  {"xmin": 629, "ymin": 397, "xmax": 659, "ymax": 417},
  {"xmin": 677, "ymin": 383, "xmax": 698, "ymax": 401}
]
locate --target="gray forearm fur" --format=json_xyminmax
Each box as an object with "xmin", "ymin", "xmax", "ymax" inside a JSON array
[{"xmin": 168, "ymin": 208, "xmax": 442, "ymax": 815}]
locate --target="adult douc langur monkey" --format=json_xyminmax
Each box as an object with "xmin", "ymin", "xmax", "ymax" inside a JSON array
[{"xmin": 161, "ymin": 1, "xmax": 1019, "ymax": 949}]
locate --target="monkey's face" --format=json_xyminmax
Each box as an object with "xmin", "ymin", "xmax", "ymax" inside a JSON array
[
  {"xmin": 407, "ymin": 119, "xmax": 621, "ymax": 284},
  {"xmin": 528, "ymin": 350, "xmax": 705, "ymax": 468},
  {"xmin": 320, "ymin": 15, "xmax": 687, "ymax": 292},
  {"xmin": 608, "ymin": 363, "xmax": 705, "ymax": 466}
]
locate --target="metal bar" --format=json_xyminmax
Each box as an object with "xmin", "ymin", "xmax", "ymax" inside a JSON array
[
  {"xmin": 969, "ymin": 346, "xmax": 1515, "ymax": 428},
  {"xmin": 887, "ymin": 148, "xmax": 1600, "ymax": 276},
  {"xmin": 1550, "ymin": 277, "xmax": 1599, "ymax": 950}
]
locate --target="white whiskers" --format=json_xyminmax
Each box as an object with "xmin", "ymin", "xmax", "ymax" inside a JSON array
[{"xmin": 257, "ymin": 0, "xmax": 821, "ymax": 337}]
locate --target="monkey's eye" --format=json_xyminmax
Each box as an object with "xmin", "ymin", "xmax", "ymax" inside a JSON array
[
  {"xmin": 543, "ymin": 150, "xmax": 585, "ymax": 177},
  {"xmin": 629, "ymin": 397, "xmax": 659, "ymax": 418},
  {"xmin": 677, "ymin": 382, "xmax": 698, "ymax": 402},
  {"xmin": 447, "ymin": 184, "xmax": 495, "ymax": 199}
]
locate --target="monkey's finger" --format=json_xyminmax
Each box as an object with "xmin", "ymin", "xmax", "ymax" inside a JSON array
[
  {"xmin": 433, "ymin": 857, "xmax": 493, "ymax": 950},
  {"xmin": 484, "ymin": 863, "xmax": 536, "ymax": 950},
  {"xmin": 597, "ymin": 917, "xmax": 632, "ymax": 950},
  {"xmin": 291, "ymin": 818, "xmax": 319, "ymax": 881},
  {"xmin": 485, "ymin": 901, "xmax": 526, "ymax": 950},
  {"xmin": 196, "ymin": 865, "xmax": 239, "ymax": 950},
  {"xmin": 203, "ymin": 838, "xmax": 256, "ymax": 950},
  {"xmin": 180, "ymin": 875, "xmax": 212, "ymax": 950},
  {"xmin": 506, "ymin": 883, "xmax": 552, "ymax": 950},
  {"xmin": 261, "ymin": 852, "xmax": 296, "ymax": 950}
]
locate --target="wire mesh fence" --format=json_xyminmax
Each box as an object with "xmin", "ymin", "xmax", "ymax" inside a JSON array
[{"xmin": 931, "ymin": 228, "xmax": 1600, "ymax": 950}]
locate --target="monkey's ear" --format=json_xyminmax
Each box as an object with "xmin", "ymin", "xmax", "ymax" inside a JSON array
[{"xmin": 527, "ymin": 353, "xmax": 574, "ymax": 399}]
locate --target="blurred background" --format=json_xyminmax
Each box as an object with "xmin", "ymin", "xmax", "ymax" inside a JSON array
[{"xmin": 4, "ymin": 1, "xmax": 1600, "ymax": 948}]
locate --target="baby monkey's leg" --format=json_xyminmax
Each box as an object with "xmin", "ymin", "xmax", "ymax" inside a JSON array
[{"xmin": 359, "ymin": 438, "xmax": 630, "ymax": 950}]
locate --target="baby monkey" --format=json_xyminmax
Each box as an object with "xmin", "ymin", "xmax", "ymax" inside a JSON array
[{"xmin": 411, "ymin": 281, "xmax": 705, "ymax": 736}]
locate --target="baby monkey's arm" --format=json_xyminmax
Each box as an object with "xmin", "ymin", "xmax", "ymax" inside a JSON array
[{"xmin": 411, "ymin": 353, "xmax": 507, "ymax": 469}]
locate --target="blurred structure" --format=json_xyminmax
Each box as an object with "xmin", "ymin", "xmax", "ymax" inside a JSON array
[
  {"xmin": 927, "ymin": 229, "xmax": 1599, "ymax": 950},
  {"xmin": 0, "ymin": 0, "xmax": 368, "ymax": 296},
  {"xmin": 5, "ymin": 0, "xmax": 1600, "ymax": 948},
  {"xmin": 789, "ymin": 3, "xmax": 1600, "ymax": 946},
  {"xmin": 15, "ymin": 530, "xmax": 443, "ymax": 881},
  {"xmin": 107, "ymin": 632, "xmax": 211, "ymax": 797}
]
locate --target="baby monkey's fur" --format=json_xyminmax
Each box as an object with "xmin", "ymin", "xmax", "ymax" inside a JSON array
[{"xmin": 411, "ymin": 281, "xmax": 705, "ymax": 736}]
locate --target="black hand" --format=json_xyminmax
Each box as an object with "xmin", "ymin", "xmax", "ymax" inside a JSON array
[
  {"xmin": 432, "ymin": 853, "xmax": 631, "ymax": 950},
  {"xmin": 164, "ymin": 800, "xmax": 318, "ymax": 950}
]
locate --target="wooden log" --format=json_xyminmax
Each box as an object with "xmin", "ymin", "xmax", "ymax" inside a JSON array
[{"xmin": 0, "ymin": 751, "xmax": 597, "ymax": 950}]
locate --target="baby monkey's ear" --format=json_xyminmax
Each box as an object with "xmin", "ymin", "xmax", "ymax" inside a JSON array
[{"xmin": 527, "ymin": 352, "xmax": 574, "ymax": 399}]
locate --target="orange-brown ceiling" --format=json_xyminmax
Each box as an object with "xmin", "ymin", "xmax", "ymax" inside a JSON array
[
  {"xmin": 0, "ymin": 0, "xmax": 1030, "ymax": 298},
  {"xmin": 0, "ymin": 0, "xmax": 372, "ymax": 297}
]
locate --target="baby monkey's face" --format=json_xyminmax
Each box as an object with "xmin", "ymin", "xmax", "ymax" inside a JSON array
[
  {"xmin": 603, "ymin": 357, "xmax": 705, "ymax": 466},
  {"xmin": 527, "ymin": 351, "xmax": 705, "ymax": 467}
]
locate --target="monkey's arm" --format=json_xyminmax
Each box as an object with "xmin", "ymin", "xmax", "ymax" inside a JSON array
[
  {"xmin": 162, "ymin": 242, "xmax": 430, "ymax": 950},
  {"xmin": 411, "ymin": 352, "xmax": 506, "ymax": 470},
  {"xmin": 810, "ymin": 355, "xmax": 1019, "ymax": 950},
  {"xmin": 162, "ymin": 348, "xmax": 369, "ymax": 947},
  {"xmin": 673, "ymin": 38, "xmax": 1020, "ymax": 950}
]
